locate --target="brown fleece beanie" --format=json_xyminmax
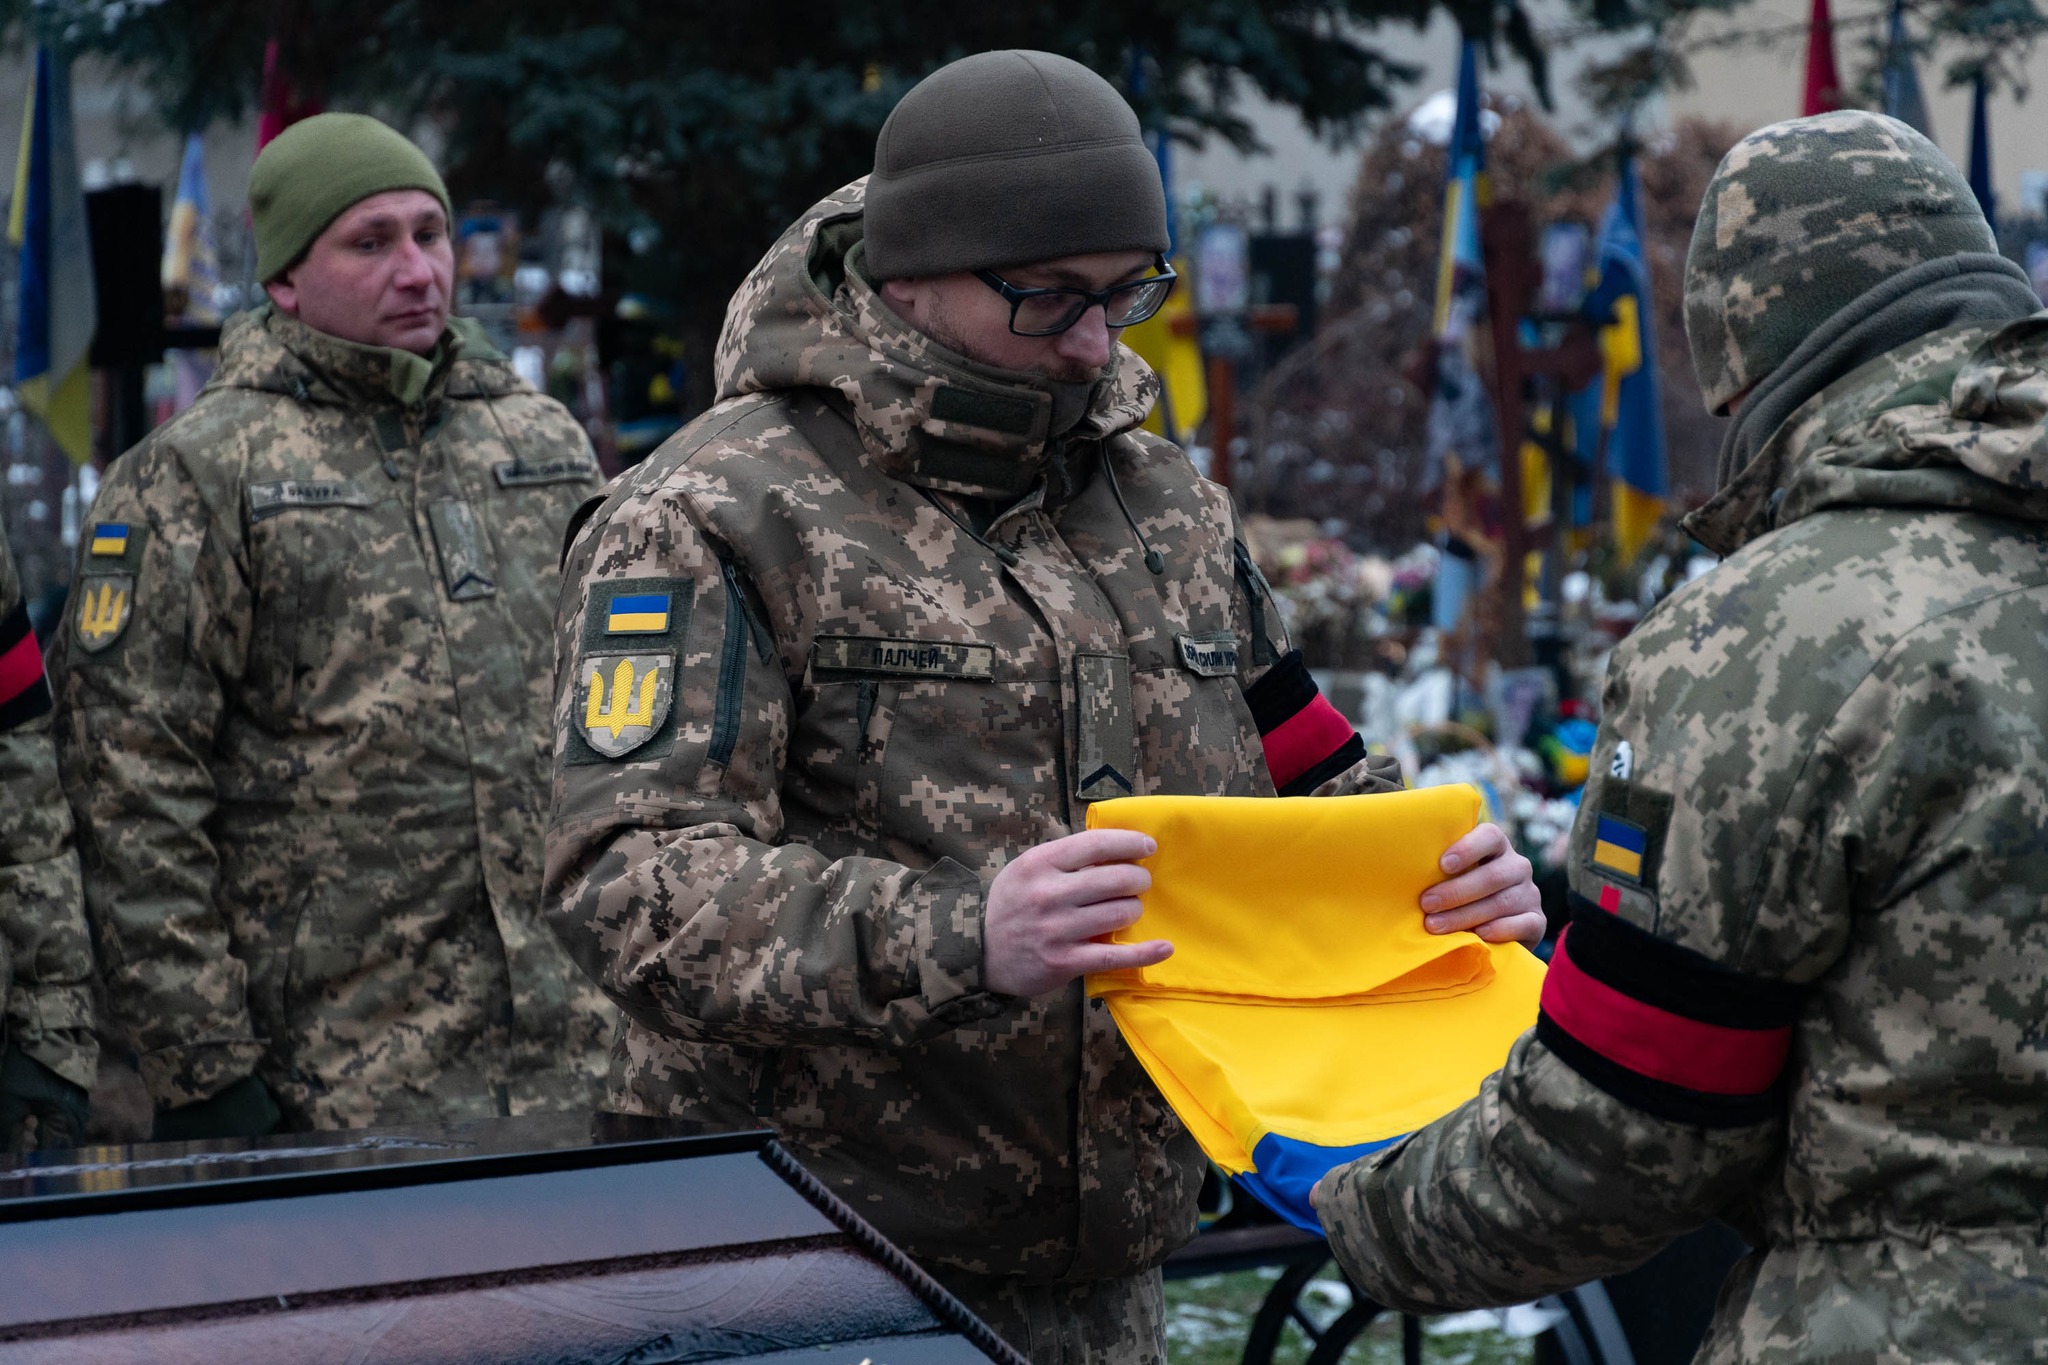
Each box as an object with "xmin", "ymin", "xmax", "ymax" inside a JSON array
[{"xmin": 865, "ymin": 50, "xmax": 1169, "ymax": 279}]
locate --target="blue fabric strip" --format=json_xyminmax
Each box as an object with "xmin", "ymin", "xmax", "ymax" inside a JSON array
[
  {"xmin": 609, "ymin": 592, "xmax": 670, "ymax": 617},
  {"xmin": 1237, "ymin": 1131, "xmax": 1410, "ymax": 1233}
]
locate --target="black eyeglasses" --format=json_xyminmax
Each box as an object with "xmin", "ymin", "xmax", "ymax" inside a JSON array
[{"xmin": 973, "ymin": 255, "xmax": 1177, "ymax": 336}]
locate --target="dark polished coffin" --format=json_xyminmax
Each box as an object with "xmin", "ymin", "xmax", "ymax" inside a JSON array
[{"xmin": 0, "ymin": 1113, "xmax": 1019, "ymax": 1364}]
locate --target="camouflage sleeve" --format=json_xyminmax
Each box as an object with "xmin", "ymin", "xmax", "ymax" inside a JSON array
[
  {"xmin": 1317, "ymin": 555, "xmax": 1999, "ymax": 1308},
  {"xmin": 1216, "ymin": 494, "xmax": 1399, "ymax": 798},
  {"xmin": 54, "ymin": 438, "xmax": 262, "ymax": 1109},
  {"xmin": 0, "ymin": 531, "xmax": 96, "ymax": 1090},
  {"xmin": 544, "ymin": 475, "xmax": 1001, "ymax": 1051}
]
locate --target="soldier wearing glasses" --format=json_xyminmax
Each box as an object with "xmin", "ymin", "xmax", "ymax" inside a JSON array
[{"xmin": 546, "ymin": 50, "xmax": 1542, "ymax": 1362}]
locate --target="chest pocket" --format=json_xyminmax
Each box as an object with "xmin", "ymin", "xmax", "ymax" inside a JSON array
[
  {"xmin": 245, "ymin": 477, "xmax": 438, "ymax": 714},
  {"xmin": 799, "ymin": 633, "xmax": 1004, "ymax": 855}
]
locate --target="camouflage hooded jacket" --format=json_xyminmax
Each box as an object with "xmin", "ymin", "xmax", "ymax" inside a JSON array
[
  {"xmin": 0, "ymin": 523, "xmax": 95, "ymax": 1092},
  {"xmin": 1321, "ymin": 318, "xmax": 2048, "ymax": 1359},
  {"xmin": 54, "ymin": 306, "xmax": 617, "ymax": 1130},
  {"xmin": 547, "ymin": 180, "xmax": 1397, "ymax": 1282}
]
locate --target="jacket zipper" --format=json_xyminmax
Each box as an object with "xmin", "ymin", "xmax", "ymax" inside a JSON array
[{"xmin": 710, "ymin": 561, "xmax": 751, "ymax": 766}]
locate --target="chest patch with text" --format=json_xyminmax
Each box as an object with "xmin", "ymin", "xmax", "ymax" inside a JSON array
[{"xmin": 811, "ymin": 635, "xmax": 995, "ymax": 680}]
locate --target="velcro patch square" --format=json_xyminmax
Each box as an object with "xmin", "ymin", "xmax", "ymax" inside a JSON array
[{"xmin": 1592, "ymin": 814, "xmax": 1647, "ymax": 880}]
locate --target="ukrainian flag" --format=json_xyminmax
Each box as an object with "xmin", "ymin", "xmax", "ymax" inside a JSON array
[
  {"xmin": 605, "ymin": 592, "xmax": 670, "ymax": 634},
  {"xmin": 1569, "ymin": 146, "xmax": 1668, "ymax": 564},
  {"xmin": 161, "ymin": 133, "xmax": 220, "ymax": 324},
  {"xmin": 88, "ymin": 523, "xmax": 129, "ymax": 558},
  {"xmin": 1087, "ymin": 788, "xmax": 1545, "ymax": 1232},
  {"xmin": 1591, "ymin": 813, "xmax": 1646, "ymax": 881},
  {"xmin": 8, "ymin": 47, "xmax": 96, "ymax": 467}
]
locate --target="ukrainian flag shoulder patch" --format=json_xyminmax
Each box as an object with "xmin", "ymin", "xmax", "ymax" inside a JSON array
[
  {"xmin": 88, "ymin": 523, "xmax": 130, "ymax": 558},
  {"xmin": 605, "ymin": 592, "xmax": 671, "ymax": 635},
  {"xmin": 579, "ymin": 579, "xmax": 691, "ymax": 656},
  {"xmin": 1591, "ymin": 813, "xmax": 1647, "ymax": 881}
]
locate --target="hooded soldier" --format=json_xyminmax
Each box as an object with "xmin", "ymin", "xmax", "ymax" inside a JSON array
[{"xmin": 1316, "ymin": 111, "xmax": 2048, "ymax": 1361}]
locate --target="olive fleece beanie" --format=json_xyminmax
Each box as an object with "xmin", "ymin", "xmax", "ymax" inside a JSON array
[
  {"xmin": 250, "ymin": 113, "xmax": 453, "ymax": 281},
  {"xmin": 1684, "ymin": 110, "xmax": 1997, "ymax": 413},
  {"xmin": 865, "ymin": 50, "xmax": 1169, "ymax": 279}
]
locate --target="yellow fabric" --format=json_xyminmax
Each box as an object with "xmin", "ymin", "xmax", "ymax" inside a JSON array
[
  {"xmin": 1598, "ymin": 293, "xmax": 1643, "ymax": 428},
  {"xmin": 7, "ymin": 77, "xmax": 32, "ymax": 248},
  {"xmin": 1086, "ymin": 788, "xmax": 1546, "ymax": 1174},
  {"xmin": 1592, "ymin": 839, "xmax": 1642, "ymax": 879},
  {"xmin": 1522, "ymin": 437, "xmax": 1551, "ymax": 529},
  {"xmin": 15, "ymin": 364, "xmax": 92, "ymax": 468},
  {"xmin": 1431, "ymin": 180, "xmax": 1465, "ymax": 333},
  {"xmin": 1612, "ymin": 479, "xmax": 1666, "ymax": 564}
]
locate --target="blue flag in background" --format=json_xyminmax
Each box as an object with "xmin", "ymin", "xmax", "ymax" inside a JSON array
[
  {"xmin": 1569, "ymin": 147, "xmax": 1667, "ymax": 563},
  {"xmin": 8, "ymin": 46, "xmax": 96, "ymax": 467},
  {"xmin": 1881, "ymin": 0, "xmax": 1933, "ymax": 137},
  {"xmin": 1969, "ymin": 74, "xmax": 1997, "ymax": 236}
]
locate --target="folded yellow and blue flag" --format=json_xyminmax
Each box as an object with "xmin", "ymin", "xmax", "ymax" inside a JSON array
[{"xmin": 1086, "ymin": 786, "xmax": 1545, "ymax": 1231}]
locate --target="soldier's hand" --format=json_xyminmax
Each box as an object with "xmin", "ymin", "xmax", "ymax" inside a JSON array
[
  {"xmin": 1420, "ymin": 822, "xmax": 1545, "ymax": 946},
  {"xmin": 0, "ymin": 1046, "xmax": 90, "ymax": 1152},
  {"xmin": 150, "ymin": 1074, "xmax": 283, "ymax": 1144},
  {"xmin": 984, "ymin": 829, "xmax": 1170, "ymax": 999}
]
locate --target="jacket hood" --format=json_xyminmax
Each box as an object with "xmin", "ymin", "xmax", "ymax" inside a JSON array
[
  {"xmin": 208, "ymin": 304, "xmax": 526, "ymax": 410},
  {"xmin": 712, "ymin": 177, "xmax": 1159, "ymax": 501},
  {"xmin": 1683, "ymin": 313, "xmax": 2048, "ymax": 557}
]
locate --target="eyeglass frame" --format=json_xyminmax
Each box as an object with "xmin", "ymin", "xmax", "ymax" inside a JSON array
[{"xmin": 972, "ymin": 254, "xmax": 1177, "ymax": 337}]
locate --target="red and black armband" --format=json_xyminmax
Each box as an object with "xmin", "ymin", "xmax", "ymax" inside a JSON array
[
  {"xmin": 0, "ymin": 598, "xmax": 52, "ymax": 731},
  {"xmin": 1536, "ymin": 894, "xmax": 1806, "ymax": 1127},
  {"xmin": 1243, "ymin": 650, "xmax": 1366, "ymax": 797}
]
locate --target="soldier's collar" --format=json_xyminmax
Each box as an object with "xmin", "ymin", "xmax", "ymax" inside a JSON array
[
  {"xmin": 831, "ymin": 248, "xmax": 1142, "ymax": 501},
  {"xmin": 263, "ymin": 305, "xmax": 466, "ymax": 408}
]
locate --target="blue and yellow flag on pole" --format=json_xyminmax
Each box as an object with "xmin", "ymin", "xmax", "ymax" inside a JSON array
[
  {"xmin": 161, "ymin": 132, "xmax": 220, "ymax": 325},
  {"xmin": 8, "ymin": 47, "xmax": 97, "ymax": 467},
  {"xmin": 1570, "ymin": 147, "xmax": 1667, "ymax": 563},
  {"xmin": 1426, "ymin": 39, "xmax": 1495, "ymax": 484},
  {"xmin": 1426, "ymin": 39, "xmax": 1497, "ymax": 634}
]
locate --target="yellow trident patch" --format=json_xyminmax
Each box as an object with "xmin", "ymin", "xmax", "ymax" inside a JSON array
[
  {"xmin": 75, "ymin": 574, "xmax": 135, "ymax": 653},
  {"xmin": 575, "ymin": 653, "xmax": 675, "ymax": 758}
]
